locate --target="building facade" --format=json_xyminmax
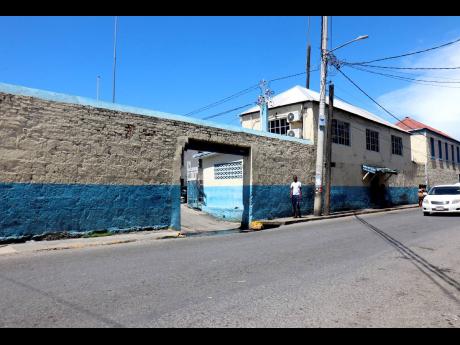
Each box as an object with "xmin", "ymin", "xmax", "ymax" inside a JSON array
[
  {"xmin": 241, "ymin": 85, "xmax": 419, "ymax": 211},
  {"xmin": 395, "ymin": 117, "xmax": 460, "ymax": 187}
]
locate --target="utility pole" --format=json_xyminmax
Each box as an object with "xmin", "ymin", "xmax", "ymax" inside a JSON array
[
  {"xmin": 306, "ymin": 16, "xmax": 311, "ymax": 89},
  {"xmin": 112, "ymin": 16, "xmax": 118, "ymax": 103},
  {"xmin": 313, "ymin": 15, "xmax": 328, "ymax": 216},
  {"xmin": 257, "ymin": 80, "xmax": 273, "ymax": 132},
  {"xmin": 96, "ymin": 75, "xmax": 101, "ymax": 101},
  {"xmin": 324, "ymin": 82, "xmax": 334, "ymax": 215}
]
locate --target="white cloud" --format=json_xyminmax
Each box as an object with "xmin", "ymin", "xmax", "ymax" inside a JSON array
[{"xmin": 377, "ymin": 41, "xmax": 460, "ymax": 140}]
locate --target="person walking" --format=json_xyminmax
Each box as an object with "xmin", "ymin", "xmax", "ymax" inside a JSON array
[
  {"xmin": 290, "ymin": 175, "xmax": 302, "ymax": 218},
  {"xmin": 418, "ymin": 185, "xmax": 427, "ymax": 207}
]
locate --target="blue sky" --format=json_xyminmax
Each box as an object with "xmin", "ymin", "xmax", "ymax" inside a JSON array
[{"xmin": 1, "ymin": 16, "xmax": 460, "ymax": 137}]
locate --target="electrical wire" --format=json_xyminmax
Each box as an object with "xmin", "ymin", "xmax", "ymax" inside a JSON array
[
  {"xmin": 346, "ymin": 64, "xmax": 460, "ymax": 88},
  {"xmin": 333, "ymin": 67, "xmax": 418, "ymax": 131},
  {"xmin": 346, "ymin": 37, "xmax": 460, "ymax": 65},
  {"xmin": 346, "ymin": 63, "xmax": 460, "ymax": 71},
  {"xmin": 184, "ymin": 67, "xmax": 320, "ymax": 118},
  {"xmin": 185, "ymin": 85, "xmax": 259, "ymax": 116},
  {"xmin": 336, "ymin": 70, "xmax": 460, "ymax": 161},
  {"xmin": 201, "ymin": 103, "xmax": 254, "ymax": 120}
]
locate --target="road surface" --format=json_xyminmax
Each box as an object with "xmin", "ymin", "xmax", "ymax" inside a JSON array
[{"xmin": 0, "ymin": 208, "xmax": 459, "ymax": 327}]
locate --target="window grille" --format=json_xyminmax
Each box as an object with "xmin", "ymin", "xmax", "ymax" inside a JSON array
[
  {"xmin": 269, "ymin": 118, "xmax": 290, "ymax": 135},
  {"xmin": 214, "ymin": 161, "xmax": 243, "ymax": 180},
  {"xmin": 391, "ymin": 135, "xmax": 403, "ymax": 156},
  {"xmin": 366, "ymin": 129, "xmax": 380, "ymax": 152},
  {"xmin": 332, "ymin": 119, "xmax": 350, "ymax": 146}
]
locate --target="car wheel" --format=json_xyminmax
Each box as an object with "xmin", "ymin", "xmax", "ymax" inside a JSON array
[{"xmin": 423, "ymin": 212, "xmax": 431, "ymax": 216}]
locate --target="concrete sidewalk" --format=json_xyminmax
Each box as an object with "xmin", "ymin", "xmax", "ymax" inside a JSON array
[
  {"xmin": 0, "ymin": 230, "xmax": 181, "ymax": 257},
  {"xmin": 0, "ymin": 205, "xmax": 420, "ymax": 257},
  {"xmin": 180, "ymin": 204, "xmax": 241, "ymax": 234},
  {"xmin": 257, "ymin": 204, "xmax": 420, "ymax": 228}
]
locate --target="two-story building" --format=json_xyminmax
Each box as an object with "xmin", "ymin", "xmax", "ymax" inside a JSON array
[
  {"xmin": 240, "ymin": 85, "xmax": 419, "ymax": 211},
  {"xmin": 395, "ymin": 117, "xmax": 460, "ymax": 187}
]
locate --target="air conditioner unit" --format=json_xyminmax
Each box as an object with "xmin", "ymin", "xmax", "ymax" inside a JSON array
[
  {"xmin": 287, "ymin": 128, "xmax": 302, "ymax": 139},
  {"xmin": 287, "ymin": 111, "xmax": 302, "ymax": 123}
]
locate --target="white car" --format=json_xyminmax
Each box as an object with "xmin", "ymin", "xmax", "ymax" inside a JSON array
[{"xmin": 423, "ymin": 184, "xmax": 460, "ymax": 216}]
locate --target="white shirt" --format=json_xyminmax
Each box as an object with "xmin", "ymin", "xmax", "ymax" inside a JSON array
[{"xmin": 291, "ymin": 181, "xmax": 302, "ymax": 196}]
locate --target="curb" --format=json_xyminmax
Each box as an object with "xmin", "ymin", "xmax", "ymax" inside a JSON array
[
  {"xmin": 259, "ymin": 205, "xmax": 420, "ymax": 227},
  {"xmin": 0, "ymin": 231, "xmax": 182, "ymax": 257}
]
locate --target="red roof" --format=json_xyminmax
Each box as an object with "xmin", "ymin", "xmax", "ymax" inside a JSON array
[{"xmin": 395, "ymin": 117, "xmax": 455, "ymax": 140}]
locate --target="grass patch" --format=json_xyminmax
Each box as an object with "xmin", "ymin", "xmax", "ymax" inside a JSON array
[{"xmin": 83, "ymin": 230, "xmax": 112, "ymax": 238}]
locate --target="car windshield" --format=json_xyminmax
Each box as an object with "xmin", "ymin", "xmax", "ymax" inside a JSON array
[{"xmin": 429, "ymin": 187, "xmax": 460, "ymax": 195}]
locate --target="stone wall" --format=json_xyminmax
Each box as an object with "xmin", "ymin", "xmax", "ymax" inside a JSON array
[
  {"xmin": 427, "ymin": 160, "xmax": 460, "ymax": 187},
  {"xmin": 0, "ymin": 84, "xmax": 316, "ymax": 241}
]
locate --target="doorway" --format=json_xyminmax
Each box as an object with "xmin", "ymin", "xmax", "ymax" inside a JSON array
[
  {"xmin": 369, "ymin": 174, "xmax": 386, "ymax": 209},
  {"xmin": 179, "ymin": 139, "xmax": 251, "ymax": 234}
]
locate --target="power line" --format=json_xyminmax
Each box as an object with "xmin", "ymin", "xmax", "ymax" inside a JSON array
[
  {"xmin": 201, "ymin": 103, "xmax": 254, "ymax": 120},
  {"xmin": 346, "ymin": 63, "xmax": 460, "ymax": 71},
  {"xmin": 184, "ymin": 67, "xmax": 320, "ymax": 117},
  {"xmin": 185, "ymin": 85, "xmax": 259, "ymax": 116},
  {"xmin": 347, "ymin": 64, "xmax": 460, "ymax": 88},
  {"xmin": 346, "ymin": 37, "xmax": 460, "ymax": 65},
  {"xmin": 269, "ymin": 67, "xmax": 320, "ymax": 83},
  {"xmin": 333, "ymin": 66, "xmax": 418, "ymax": 131},
  {"xmin": 345, "ymin": 65, "xmax": 460, "ymax": 81}
]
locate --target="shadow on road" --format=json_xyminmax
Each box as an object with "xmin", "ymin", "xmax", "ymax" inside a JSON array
[
  {"xmin": 354, "ymin": 214, "xmax": 460, "ymax": 305},
  {"xmin": 426, "ymin": 213, "xmax": 460, "ymax": 218}
]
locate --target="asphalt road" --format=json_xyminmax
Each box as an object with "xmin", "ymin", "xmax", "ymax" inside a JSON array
[{"xmin": 1, "ymin": 209, "xmax": 459, "ymax": 328}]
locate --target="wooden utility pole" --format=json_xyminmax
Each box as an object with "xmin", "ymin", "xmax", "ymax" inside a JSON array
[
  {"xmin": 306, "ymin": 16, "xmax": 311, "ymax": 89},
  {"xmin": 313, "ymin": 15, "xmax": 328, "ymax": 216},
  {"xmin": 324, "ymin": 82, "xmax": 334, "ymax": 216}
]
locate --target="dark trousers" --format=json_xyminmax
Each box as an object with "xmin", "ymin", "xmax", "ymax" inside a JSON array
[{"xmin": 291, "ymin": 195, "xmax": 301, "ymax": 217}]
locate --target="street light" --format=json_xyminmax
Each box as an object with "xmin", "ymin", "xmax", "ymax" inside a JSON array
[{"xmin": 327, "ymin": 35, "xmax": 369, "ymax": 54}]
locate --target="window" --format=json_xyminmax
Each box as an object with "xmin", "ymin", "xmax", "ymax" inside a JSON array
[
  {"xmin": 214, "ymin": 161, "xmax": 243, "ymax": 180},
  {"xmin": 366, "ymin": 129, "xmax": 379, "ymax": 152},
  {"xmin": 332, "ymin": 119, "xmax": 351, "ymax": 146},
  {"xmin": 391, "ymin": 135, "xmax": 403, "ymax": 156},
  {"xmin": 438, "ymin": 140, "xmax": 443, "ymax": 160},
  {"xmin": 457, "ymin": 147, "xmax": 460, "ymax": 164},
  {"xmin": 430, "ymin": 138, "xmax": 435, "ymax": 159},
  {"xmin": 269, "ymin": 118, "xmax": 290, "ymax": 135},
  {"xmin": 452, "ymin": 145, "xmax": 455, "ymax": 163},
  {"xmin": 445, "ymin": 143, "xmax": 449, "ymax": 161}
]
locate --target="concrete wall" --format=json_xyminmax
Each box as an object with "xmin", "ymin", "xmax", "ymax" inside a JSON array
[
  {"xmin": 0, "ymin": 83, "xmax": 316, "ymax": 241},
  {"xmin": 200, "ymin": 153, "xmax": 244, "ymax": 221},
  {"xmin": 241, "ymin": 101, "xmax": 419, "ymax": 211}
]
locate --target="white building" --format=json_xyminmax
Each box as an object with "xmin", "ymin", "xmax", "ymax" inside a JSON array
[{"xmin": 240, "ymin": 85, "xmax": 419, "ymax": 211}]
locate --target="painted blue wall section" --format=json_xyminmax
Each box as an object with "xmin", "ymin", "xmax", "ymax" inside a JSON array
[
  {"xmin": 249, "ymin": 185, "xmax": 418, "ymax": 220},
  {"xmin": 0, "ymin": 82, "xmax": 313, "ymax": 146},
  {"xmin": 187, "ymin": 181, "xmax": 202, "ymax": 209},
  {"xmin": 330, "ymin": 186, "xmax": 418, "ymax": 212},
  {"xmin": 250, "ymin": 185, "xmax": 315, "ymax": 221},
  {"xmin": 0, "ymin": 183, "xmax": 180, "ymax": 241},
  {"xmin": 329, "ymin": 186, "xmax": 372, "ymax": 212},
  {"xmin": 386, "ymin": 187, "xmax": 418, "ymax": 206},
  {"xmin": 201, "ymin": 186, "xmax": 244, "ymax": 222}
]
